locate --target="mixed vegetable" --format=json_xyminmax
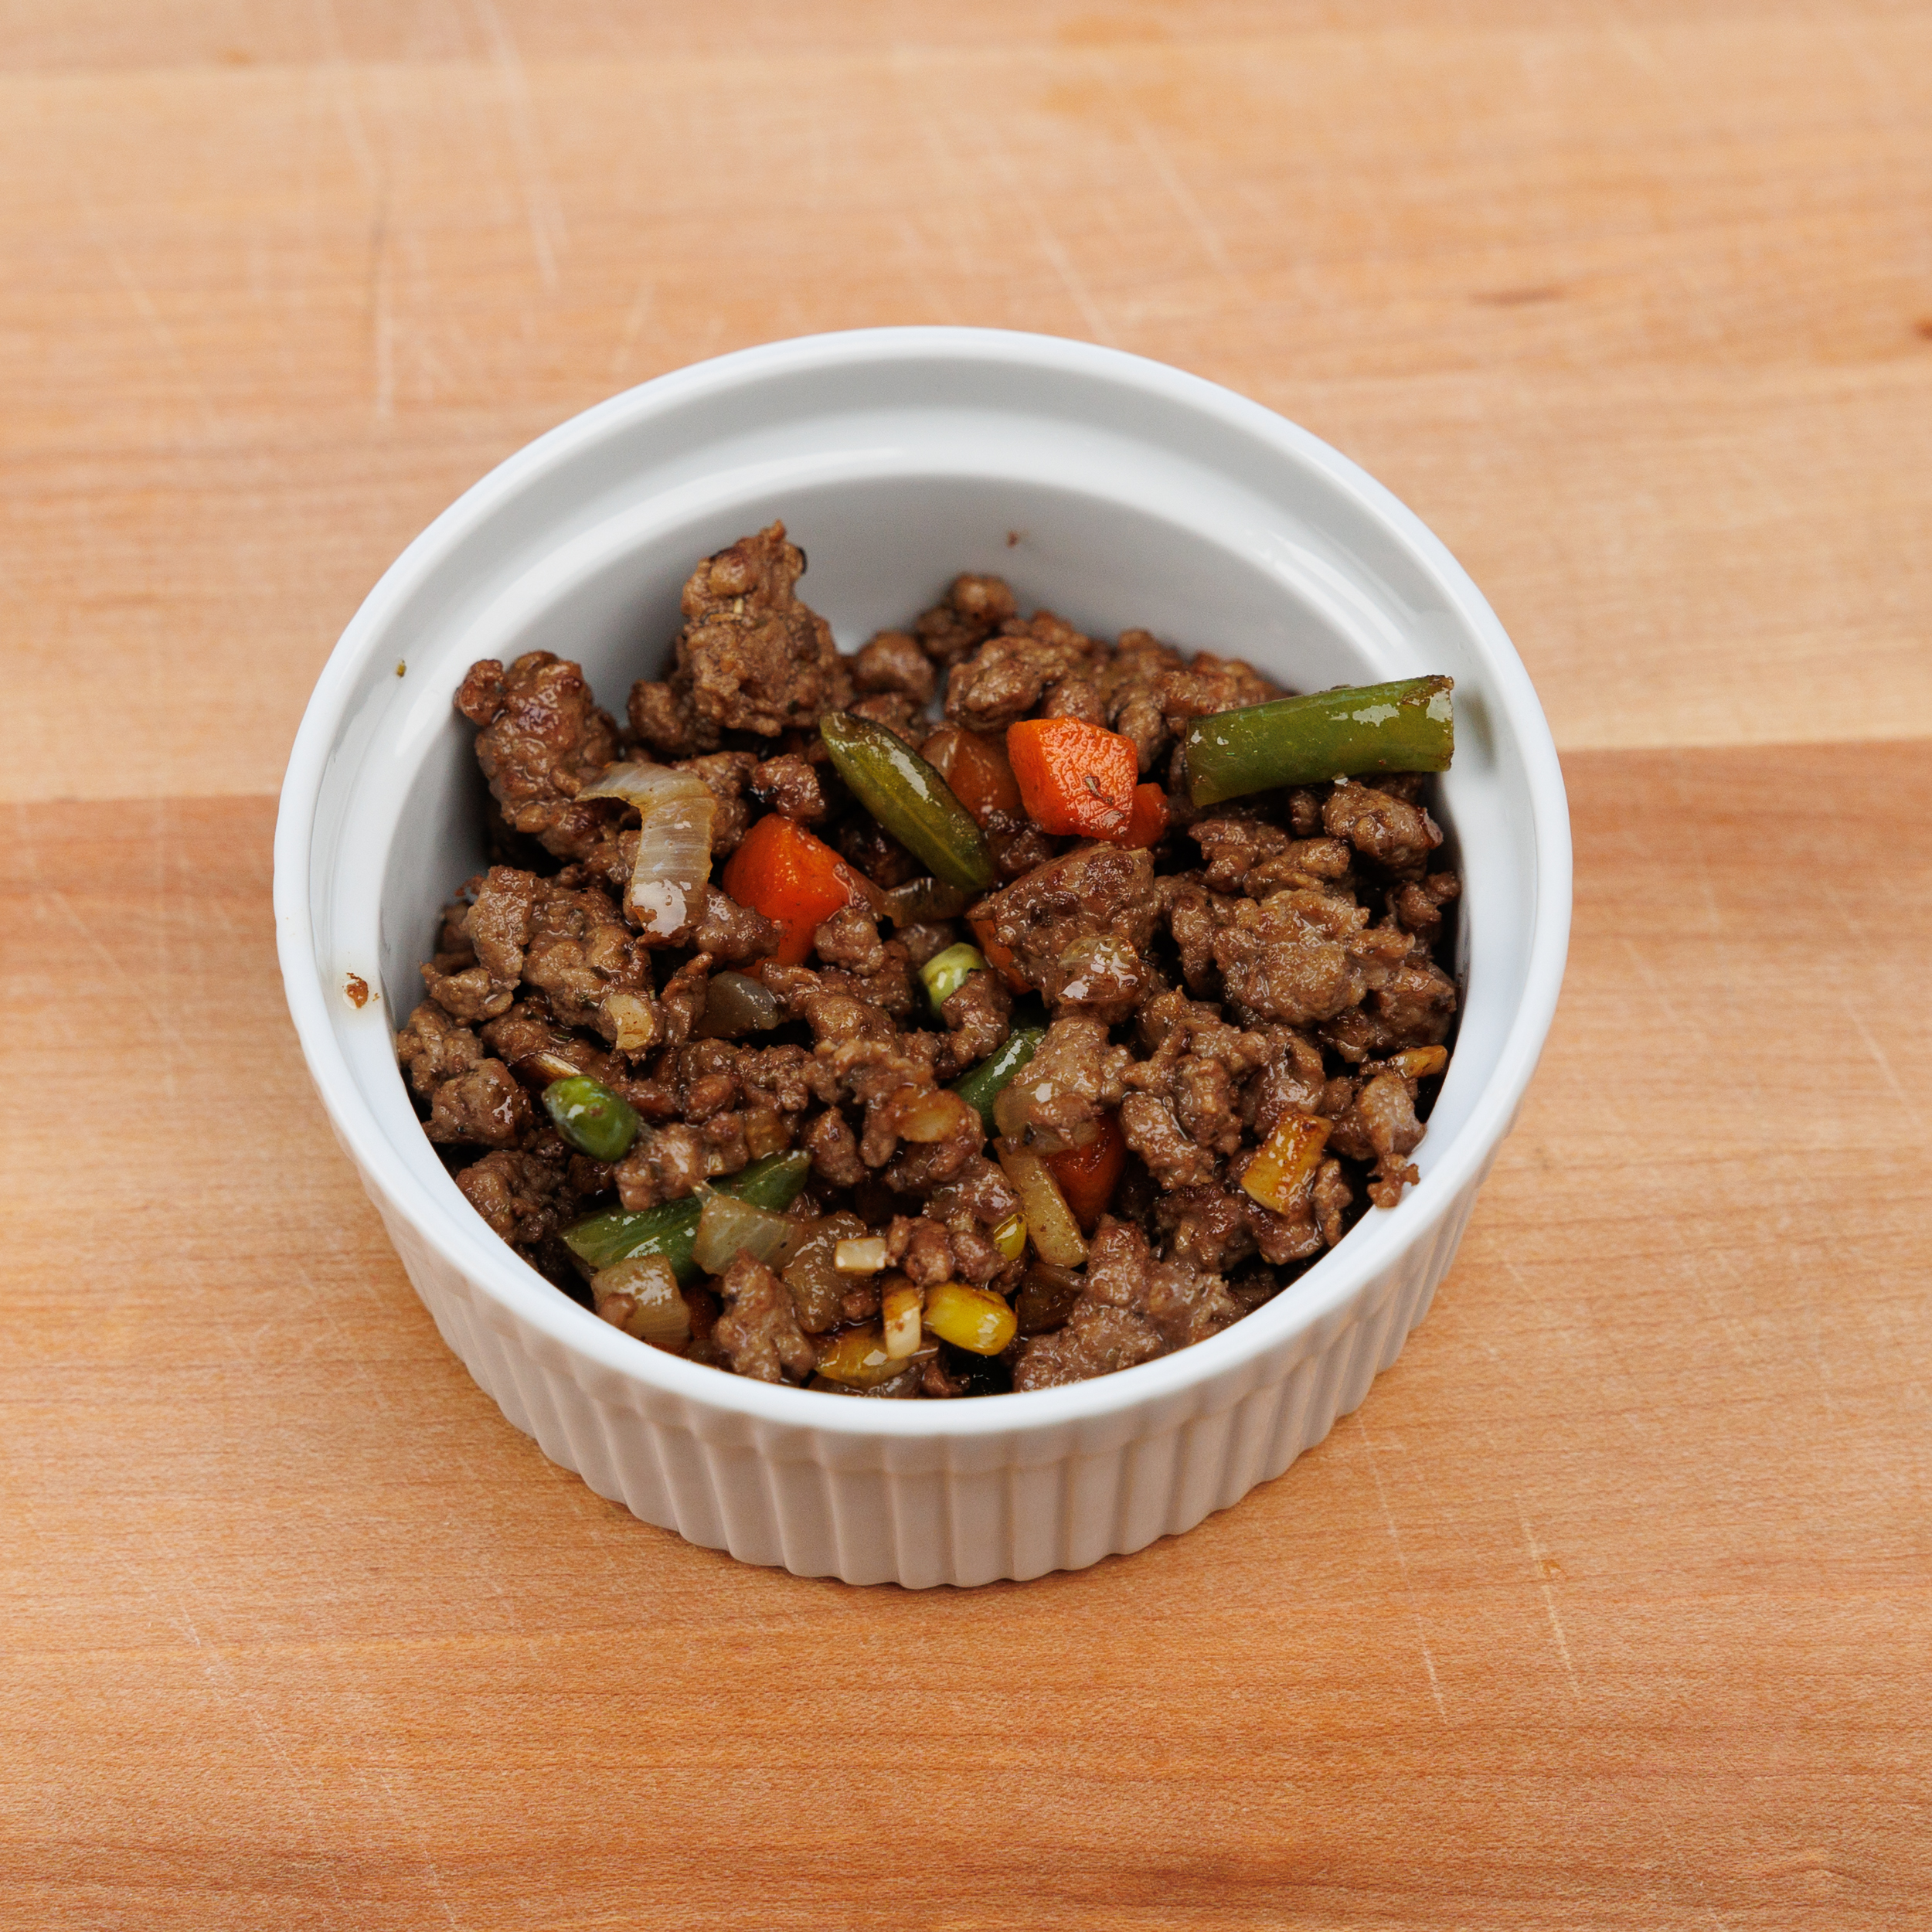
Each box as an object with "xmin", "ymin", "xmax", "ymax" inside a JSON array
[{"xmin": 400, "ymin": 525, "xmax": 1461, "ymax": 1397}]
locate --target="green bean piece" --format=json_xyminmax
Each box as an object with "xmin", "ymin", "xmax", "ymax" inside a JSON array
[
  {"xmin": 1184, "ymin": 675, "xmax": 1454, "ymax": 808},
  {"xmin": 563, "ymin": 1148, "xmax": 811, "ymax": 1281},
  {"xmin": 950, "ymin": 1019, "xmax": 1049, "ymax": 1131},
  {"xmin": 920, "ymin": 943, "xmax": 986, "ymax": 1013},
  {"xmin": 819, "ymin": 713, "xmax": 995, "ymax": 891},
  {"xmin": 543, "ymin": 1076, "xmax": 641, "ymax": 1162}
]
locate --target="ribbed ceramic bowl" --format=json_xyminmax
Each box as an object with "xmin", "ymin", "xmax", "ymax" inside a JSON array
[{"xmin": 276, "ymin": 327, "xmax": 1570, "ymax": 1587}]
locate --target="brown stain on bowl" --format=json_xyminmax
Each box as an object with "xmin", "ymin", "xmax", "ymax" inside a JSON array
[{"xmin": 344, "ymin": 973, "xmax": 370, "ymax": 1009}]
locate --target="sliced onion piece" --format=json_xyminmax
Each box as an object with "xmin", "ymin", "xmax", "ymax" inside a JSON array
[
  {"xmin": 692, "ymin": 1185, "xmax": 798, "ymax": 1277},
  {"xmin": 579, "ymin": 761, "xmax": 716, "ymax": 938},
  {"xmin": 995, "ymin": 1141, "xmax": 1088, "ymax": 1268},
  {"xmin": 1240, "ymin": 1114, "xmax": 1333, "ymax": 1214},
  {"xmin": 590, "ymin": 1254, "xmax": 691, "ymax": 1353},
  {"xmin": 835, "ymin": 1236, "xmax": 889, "ymax": 1274}
]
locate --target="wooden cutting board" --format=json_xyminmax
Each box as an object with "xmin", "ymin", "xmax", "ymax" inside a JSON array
[{"xmin": 3, "ymin": 5, "xmax": 1928, "ymax": 1926}]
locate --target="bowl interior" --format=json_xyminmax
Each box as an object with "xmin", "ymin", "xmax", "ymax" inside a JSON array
[{"xmin": 292, "ymin": 332, "xmax": 1554, "ymax": 1395}]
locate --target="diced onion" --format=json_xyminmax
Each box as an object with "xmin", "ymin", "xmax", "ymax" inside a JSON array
[
  {"xmin": 591, "ymin": 1254, "xmax": 691, "ymax": 1352},
  {"xmin": 835, "ymin": 1236, "xmax": 889, "ymax": 1274},
  {"xmin": 600, "ymin": 991, "xmax": 658, "ymax": 1053},
  {"xmin": 1240, "ymin": 1113, "xmax": 1333, "ymax": 1213},
  {"xmin": 995, "ymin": 1141, "xmax": 1088, "ymax": 1268},
  {"xmin": 1389, "ymin": 1046, "xmax": 1450, "ymax": 1080},
  {"xmin": 579, "ymin": 761, "xmax": 716, "ymax": 937},
  {"xmin": 882, "ymin": 1281, "xmax": 926, "ymax": 1358},
  {"xmin": 991, "ymin": 1211, "xmax": 1027, "ymax": 1261},
  {"xmin": 692, "ymin": 1185, "xmax": 796, "ymax": 1276}
]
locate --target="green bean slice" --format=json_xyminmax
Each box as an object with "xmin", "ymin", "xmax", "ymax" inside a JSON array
[
  {"xmin": 819, "ymin": 713, "xmax": 995, "ymax": 891},
  {"xmin": 950, "ymin": 1019, "xmax": 1048, "ymax": 1131},
  {"xmin": 1184, "ymin": 675, "xmax": 1454, "ymax": 808},
  {"xmin": 543, "ymin": 1076, "xmax": 641, "ymax": 1163},
  {"xmin": 563, "ymin": 1148, "xmax": 811, "ymax": 1280}
]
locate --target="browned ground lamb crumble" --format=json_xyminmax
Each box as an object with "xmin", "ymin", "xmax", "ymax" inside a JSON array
[{"xmin": 398, "ymin": 522, "xmax": 1461, "ymax": 1397}]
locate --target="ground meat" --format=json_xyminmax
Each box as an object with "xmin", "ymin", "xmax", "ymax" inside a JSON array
[
  {"xmin": 1213, "ymin": 889, "xmax": 1411, "ymax": 1026},
  {"xmin": 913, "ymin": 573, "xmax": 1018, "ymax": 668},
  {"xmin": 420, "ymin": 532, "xmax": 1467, "ymax": 1399},
  {"xmin": 944, "ymin": 611, "xmax": 1099, "ymax": 731},
  {"xmin": 852, "ymin": 629, "xmax": 937, "ymax": 705},
  {"xmin": 849, "ymin": 692, "xmax": 928, "ymax": 746},
  {"xmin": 1099, "ymin": 629, "xmax": 1185, "ymax": 774},
  {"xmin": 454, "ymin": 652, "xmax": 624, "ymax": 863},
  {"xmin": 1001, "ymin": 1016, "xmax": 1131, "ymax": 1148},
  {"xmin": 628, "ymin": 522, "xmax": 852, "ymax": 754},
  {"xmin": 973, "ymin": 843, "xmax": 1159, "ymax": 1009},
  {"xmin": 1012, "ymin": 1217, "xmax": 1236, "ymax": 1391},
  {"xmin": 455, "ymin": 1141, "xmax": 570, "ymax": 1246},
  {"xmin": 396, "ymin": 1002, "xmax": 484, "ymax": 1099},
  {"xmin": 423, "ymin": 1060, "xmax": 531, "ymax": 1148},
  {"xmin": 713, "ymin": 1254, "xmax": 817, "ymax": 1384},
  {"xmin": 1155, "ymin": 651, "xmax": 1277, "ymax": 732},
  {"xmin": 1390, "ymin": 869, "xmax": 1461, "ymax": 943},
  {"xmin": 750, "ymin": 752, "xmax": 828, "ymax": 822},
  {"xmin": 1324, "ymin": 780, "xmax": 1444, "ymax": 875},
  {"xmin": 934, "ymin": 969, "xmax": 1011, "ymax": 1078}
]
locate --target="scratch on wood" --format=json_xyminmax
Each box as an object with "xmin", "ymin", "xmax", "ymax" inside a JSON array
[
  {"xmin": 1354, "ymin": 1413, "xmax": 1447, "ymax": 1721},
  {"xmin": 471, "ymin": 0, "xmax": 566, "ymax": 291},
  {"xmin": 1515, "ymin": 1495, "xmax": 1580, "ymax": 1697}
]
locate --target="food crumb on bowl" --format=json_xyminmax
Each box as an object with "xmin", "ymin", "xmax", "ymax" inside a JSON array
[{"xmin": 345, "ymin": 972, "xmax": 371, "ymax": 1009}]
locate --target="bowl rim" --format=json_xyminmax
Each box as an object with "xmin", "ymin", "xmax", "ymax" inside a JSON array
[{"xmin": 274, "ymin": 325, "xmax": 1571, "ymax": 1442}]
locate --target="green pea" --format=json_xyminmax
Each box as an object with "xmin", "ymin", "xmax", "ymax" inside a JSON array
[
  {"xmin": 920, "ymin": 943, "xmax": 987, "ymax": 1012},
  {"xmin": 543, "ymin": 1076, "xmax": 640, "ymax": 1163}
]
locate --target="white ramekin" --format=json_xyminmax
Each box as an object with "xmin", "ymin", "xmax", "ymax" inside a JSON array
[{"xmin": 275, "ymin": 328, "xmax": 1570, "ymax": 1587}]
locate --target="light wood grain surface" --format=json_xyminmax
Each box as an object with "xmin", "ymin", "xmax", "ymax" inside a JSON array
[{"xmin": 3, "ymin": 5, "xmax": 1928, "ymax": 1927}]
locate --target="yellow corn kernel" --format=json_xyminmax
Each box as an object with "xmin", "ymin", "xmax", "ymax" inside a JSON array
[
  {"xmin": 922, "ymin": 1281, "xmax": 1018, "ymax": 1356},
  {"xmin": 815, "ymin": 1324, "xmax": 934, "ymax": 1388},
  {"xmin": 992, "ymin": 1211, "xmax": 1027, "ymax": 1262},
  {"xmin": 1240, "ymin": 1113, "xmax": 1333, "ymax": 1214}
]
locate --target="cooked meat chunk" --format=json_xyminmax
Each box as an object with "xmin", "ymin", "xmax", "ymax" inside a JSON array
[
  {"xmin": 1002, "ymin": 1016, "xmax": 1131, "ymax": 1141},
  {"xmin": 1012, "ymin": 1218, "xmax": 1236, "ymax": 1391},
  {"xmin": 1099, "ymin": 628, "xmax": 1185, "ymax": 774},
  {"xmin": 913, "ymin": 573, "xmax": 1018, "ymax": 668},
  {"xmin": 713, "ymin": 1254, "xmax": 817, "ymax": 1384},
  {"xmin": 852, "ymin": 629, "xmax": 937, "ymax": 705},
  {"xmin": 750, "ymin": 752, "xmax": 828, "ymax": 822},
  {"xmin": 628, "ymin": 522, "xmax": 851, "ymax": 754},
  {"xmin": 1155, "ymin": 651, "xmax": 1277, "ymax": 731},
  {"xmin": 944, "ymin": 611, "xmax": 1099, "ymax": 731},
  {"xmin": 425, "ymin": 1060, "xmax": 531, "ymax": 1148},
  {"xmin": 454, "ymin": 651, "xmax": 623, "ymax": 862},
  {"xmin": 1213, "ymin": 889, "xmax": 1410, "ymax": 1026},
  {"xmin": 972, "ymin": 843, "xmax": 1158, "ymax": 1009},
  {"xmin": 1324, "ymin": 780, "xmax": 1444, "ymax": 874},
  {"xmin": 456, "ymin": 1141, "xmax": 570, "ymax": 1246},
  {"xmin": 426, "ymin": 529, "xmax": 1468, "ymax": 1399},
  {"xmin": 396, "ymin": 1002, "xmax": 484, "ymax": 1099}
]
